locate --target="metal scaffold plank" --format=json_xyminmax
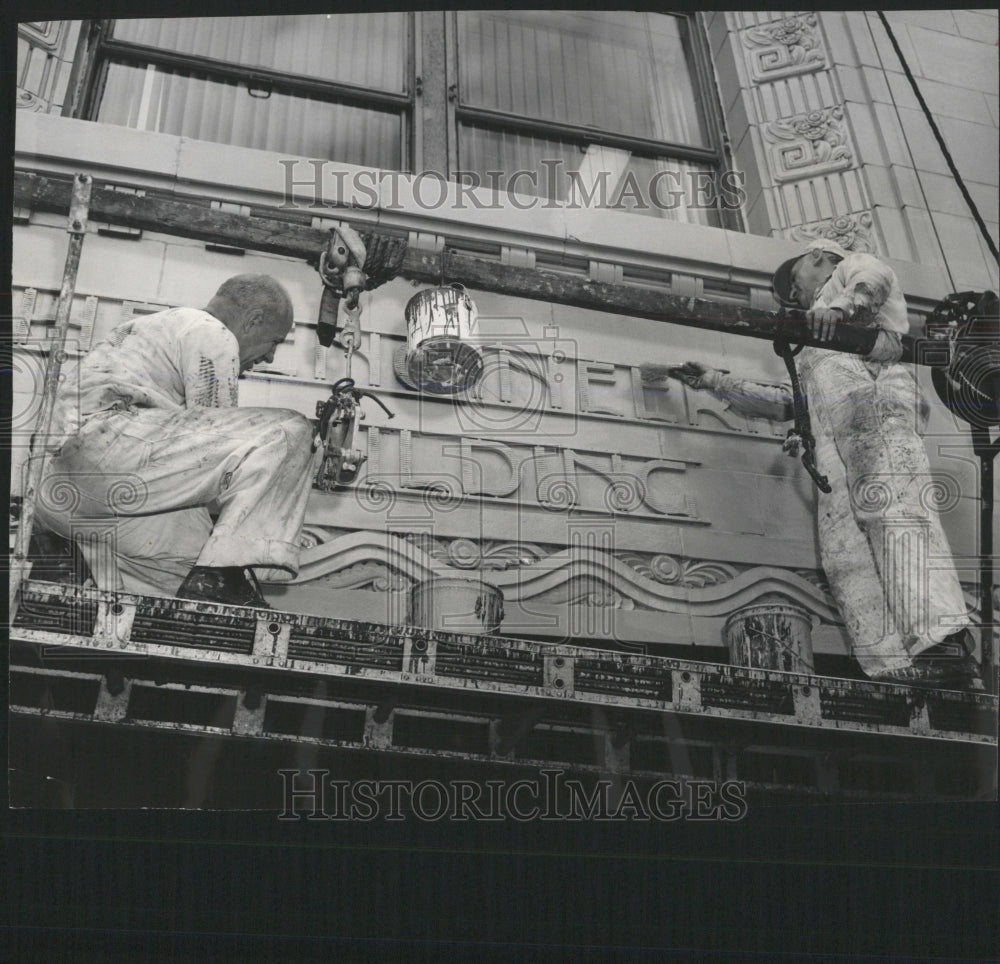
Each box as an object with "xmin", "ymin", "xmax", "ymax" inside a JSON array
[
  {"xmin": 9, "ymin": 663, "xmax": 993, "ymax": 801},
  {"xmin": 11, "ymin": 580, "xmax": 997, "ymax": 745}
]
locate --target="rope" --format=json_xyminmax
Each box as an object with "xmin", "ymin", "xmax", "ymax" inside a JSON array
[
  {"xmin": 875, "ymin": 12, "xmax": 1000, "ymax": 266},
  {"xmin": 773, "ymin": 337, "xmax": 832, "ymax": 493}
]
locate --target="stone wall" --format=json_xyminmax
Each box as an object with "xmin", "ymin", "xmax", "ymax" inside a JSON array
[
  {"xmin": 12, "ymin": 14, "xmax": 996, "ymax": 656},
  {"xmin": 710, "ymin": 10, "xmax": 998, "ymax": 290}
]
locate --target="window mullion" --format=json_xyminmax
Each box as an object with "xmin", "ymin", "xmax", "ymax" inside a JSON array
[
  {"xmin": 66, "ymin": 20, "xmax": 109, "ymax": 119},
  {"xmin": 416, "ymin": 11, "xmax": 449, "ymax": 176},
  {"xmin": 444, "ymin": 11, "xmax": 459, "ymax": 177}
]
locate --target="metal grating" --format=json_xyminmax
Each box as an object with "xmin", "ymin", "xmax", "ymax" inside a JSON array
[
  {"xmin": 701, "ymin": 674, "xmax": 795, "ymax": 715},
  {"xmin": 288, "ymin": 624, "xmax": 404, "ymax": 672},
  {"xmin": 821, "ymin": 691, "xmax": 912, "ymax": 729},
  {"xmin": 11, "ymin": 582, "xmax": 996, "ymax": 747},
  {"xmin": 574, "ymin": 655, "xmax": 672, "ymax": 701},
  {"xmin": 12, "ymin": 593, "xmax": 97, "ymax": 637},
  {"xmin": 436, "ymin": 641, "xmax": 544, "ymax": 687},
  {"xmin": 130, "ymin": 606, "xmax": 255, "ymax": 655},
  {"xmin": 926, "ymin": 697, "xmax": 997, "ymax": 737}
]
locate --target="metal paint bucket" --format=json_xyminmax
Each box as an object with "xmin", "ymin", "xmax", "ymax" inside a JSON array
[
  {"xmin": 723, "ymin": 593, "xmax": 814, "ymax": 673},
  {"xmin": 408, "ymin": 576, "xmax": 504, "ymax": 635},
  {"xmin": 403, "ymin": 285, "xmax": 483, "ymax": 393}
]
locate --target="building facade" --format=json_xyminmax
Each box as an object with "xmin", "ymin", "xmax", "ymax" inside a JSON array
[{"xmin": 10, "ymin": 12, "xmax": 999, "ymax": 802}]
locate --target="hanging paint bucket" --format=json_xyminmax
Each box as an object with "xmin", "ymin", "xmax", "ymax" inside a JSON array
[
  {"xmin": 408, "ymin": 576, "xmax": 504, "ymax": 635},
  {"xmin": 723, "ymin": 593, "xmax": 814, "ymax": 674},
  {"xmin": 403, "ymin": 284, "xmax": 484, "ymax": 393}
]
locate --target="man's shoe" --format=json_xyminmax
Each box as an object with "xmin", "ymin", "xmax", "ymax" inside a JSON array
[
  {"xmin": 873, "ymin": 660, "xmax": 953, "ymax": 690},
  {"xmin": 914, "ymin": 629, "xmax": 983, "ymax": 692},
  {"xmin": 875, "ymin": 630, "xmax": 983, "ymax": 691},
  {"xmin": 177, "ymin": 566, "xmax": 270, "ymax": 608}
]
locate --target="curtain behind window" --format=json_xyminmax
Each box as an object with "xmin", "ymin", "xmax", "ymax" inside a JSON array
[
  {"xmin": 457, "ymin": 11, "xmax": 707, "ymax": 147},
  {"xmin": 97, "ymin": 63, "xmax": 401, "ymax": 167},
  {"xmin": 458, "ymin": 125, "xmax": 720, "ymax": 226},
  {"xmin": 112, "ymin": 15, "xmax": 407, "ymax": 92},
  {"xmin": 97, "ymin": 15, "xmax": 407, "ymax": 169},
  {"xmin": 455, "ymin": 11, "xmax": 718, "ymax": 223}
]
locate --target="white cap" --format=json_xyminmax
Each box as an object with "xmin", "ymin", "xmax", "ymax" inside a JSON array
[{"xmin": 804, "ymin": 238, "xmax": 851, "ymax": 261}]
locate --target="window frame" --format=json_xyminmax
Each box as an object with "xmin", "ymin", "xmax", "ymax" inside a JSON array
[
  {"xmin": 71, "ymin": 12, "xmax": 740, "ymax": 229},
  {"xmin": 76, "ymin": 16, "xmax": 417, "ymax": 173},
  {"xmin": 442, "ymin": 10, "xmax": 737, "ymax": 227},
  {"xmin": 448, "ymin": 11, "xmax": 722, "ymax": 165}
]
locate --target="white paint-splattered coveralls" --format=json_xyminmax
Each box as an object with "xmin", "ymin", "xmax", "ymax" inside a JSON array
[
  {"xmin": 37, "ymin": 307, "xmax": 319, "ymax": 597},
  {"xmin": 702, "ymin": 253, "xmax": 971, "ymax": 676}
]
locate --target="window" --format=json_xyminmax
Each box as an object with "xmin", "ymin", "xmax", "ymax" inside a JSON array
[
  {"xmin": 452, "ymin": 12, "xmax": 728, "ymax": 226},
  {"xmin": 86, "ymin": 15, "xmax": 412, "ymax": 170},
  {"xmin": 78, "ymin": 13, "xmax": 732, "ymax": 226}
]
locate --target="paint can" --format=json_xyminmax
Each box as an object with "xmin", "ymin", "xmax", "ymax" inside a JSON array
[
  {"xmin": 408, "ymin": 576, "xmax": 504, "ymax": 635},
  {"xmin": 403, "ymin": 285, "xmax": 484, "ymax": 393},
  {"xmin": 723, "ymin": 593, "xmax": 814, "ymax": 673}
]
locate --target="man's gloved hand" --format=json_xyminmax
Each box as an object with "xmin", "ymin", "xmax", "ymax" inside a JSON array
[
  {"xmin": 640, "ymin": 361, "xmax": 724, "ymax": 389},
  {"xmin": 674, "ymin": 360, "xmax": 722, "ymax": 390}
]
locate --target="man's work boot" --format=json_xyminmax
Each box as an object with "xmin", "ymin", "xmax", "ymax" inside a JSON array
[
  {"xmin": 913, "ymin": 629, "xmax": 984, "ymax": 692},
  {"xmin": 876, "ymin": 629, "xmax": 984, "ymax": 692},
  {"xmin": 176, "ymin": 566, "xmax": 270, "ymax": 608}
]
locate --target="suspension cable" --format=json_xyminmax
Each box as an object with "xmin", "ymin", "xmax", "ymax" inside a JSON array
[{"xmin": 875, "ymin": 11, "xmax": 1000, "ymax": 266}]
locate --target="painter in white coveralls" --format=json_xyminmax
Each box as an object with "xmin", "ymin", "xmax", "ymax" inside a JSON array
[
  {"xmin": 37, "ymin": 274, "xmax": 319, "ymax": 607},
  {"xmin": 645, "ymin": 241, "xmax": 980, "ymax": 690}
]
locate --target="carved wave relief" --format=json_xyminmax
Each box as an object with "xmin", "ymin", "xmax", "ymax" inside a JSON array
[{"xmin": 281, "ymin": 530, "xmax": 842, "ymax": 623}]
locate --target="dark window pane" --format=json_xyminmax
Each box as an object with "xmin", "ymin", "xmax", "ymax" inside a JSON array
[
  {"xmin": 111, "ymin": 14, "xmax": 408, "ymax": 92},
  {"xmin": 96, "ymin": 62, "xmax": 402, "ymax": 169},
  {"xmin": 458, "ymin": 11, "xmax": 709, "ymax": 147}
]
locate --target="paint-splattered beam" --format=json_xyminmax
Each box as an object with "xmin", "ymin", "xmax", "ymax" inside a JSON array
[{"xmin": 16, "ymin": 170, "xmax": 924, "ymax": 361}]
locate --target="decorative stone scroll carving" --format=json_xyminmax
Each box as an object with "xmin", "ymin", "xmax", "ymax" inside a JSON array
[
  {"xmin": 787, "ymin": 213, "xmax": 876, "ymax": 254},
  {"xmin": 616, "ymin": 552, "xmax": 740, "ymax": 589},
  {"xmin": 793, "ymin": 568, "xmax": 832, "ymax": 597},
  {"xmin": 742, "ymin": 14, "xmax": 826, "ymax": 82},
  {"xmin": 401, "ymin": 533, "xmax": 553, "ymax": 571},
  {"xmin": 16, "ymin": 88, "xmax": 46, "ymax": 112},
  {"xmin": 763, "ymin": 107, "xmax": 854, "ymax": 183}
]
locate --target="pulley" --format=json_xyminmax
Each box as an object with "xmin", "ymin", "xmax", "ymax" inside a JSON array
[{"xmin": 924, "ymin": 290, "xmax": 1000, "ymax": 429}]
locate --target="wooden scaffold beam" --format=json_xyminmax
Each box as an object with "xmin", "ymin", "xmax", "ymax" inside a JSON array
[{"xmin": 14, "ymin": 170, "xmax": 916, "ymax": 361}]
